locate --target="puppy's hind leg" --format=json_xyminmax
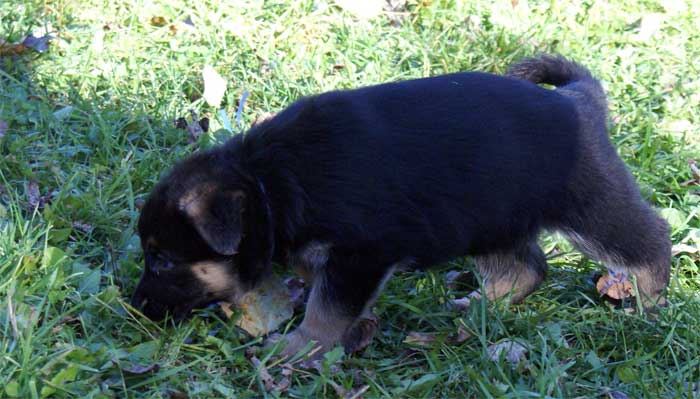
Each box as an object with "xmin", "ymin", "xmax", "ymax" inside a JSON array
[
  {"xmin": 280, "ymin": 248, "xmax": 398, "ymax": 358},
  {"xmin": 474, "ymin": 239, "xmax": 548, "ymax": 304},
  {"xmin": 563, "ymin": 198, "xmax": 671, "ymax": 308}
]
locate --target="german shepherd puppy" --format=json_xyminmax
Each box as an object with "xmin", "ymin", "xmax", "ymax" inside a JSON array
[{"xmin": 131, "ymin": 55, "xmax": 670, "ymax": 356}]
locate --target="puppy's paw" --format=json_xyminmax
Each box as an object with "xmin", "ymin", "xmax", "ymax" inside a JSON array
[
  {"xmin": 277, "ymin": 328, "xmax": 329, "ymax": 360},
  {"xmin": 341, "ymin": 313, "xmax": 378, "ymax": 354}
]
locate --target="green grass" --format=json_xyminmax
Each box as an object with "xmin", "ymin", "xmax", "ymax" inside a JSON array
[{"xmin": 1, "ymin": 0, "xmax": 700, "ymax": 397}]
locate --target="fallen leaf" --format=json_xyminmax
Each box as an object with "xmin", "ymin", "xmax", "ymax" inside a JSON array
[
  {"xmin": 71, "ymin": 221, "xmax": 93, "ymax": 233},
  {"xmin": 608, "ymin": 390, "xmax": 628, "ymax": 399},
  {"xmin": 681, "ymin": 159, "xmax": 700, "ymax": 186},
  {"xmin": 22, "ymin": 33, "xmax": 52, "ymax": 52},
  {"xmin": 221, "ymin": 274, "xmax": 294, "ymax": 336},
  {"xmin": 383, "ymin": 0, "xmax": 409, "ymax": 26},
  {"xmin": 454, "ymin": 324, "xmax": 470, "ymax": 343},
  {"xmin": 487, "ymin": 340, "xmax": 528, "ymax": 365},
  {"xmin": 0, "ymin": 120, "xmax": 7, "ymax": 139},
  {"xmin": 250, "ymin": 356, "xmax": 290, "ymax": 393},
  {"xmin": 636, "ymin": 13, "xmax": 664, "ymax": 41},
  {"xmin": 27, "ymin": 181, "xmax": 43, "ymax": 208},
  {"xmin": 690, "ymin": 160, "xmax": 700, "ymax": 181},
  {"xmin": 121, "ymin": 362, "xmax": 160, "ymax": 375},
  {"xmin": 150, "ymin": 16, "xmax": 168, "ymax": 27},
  {"xmin": 202, "ymin": 65, "xmax": 227, "ymax": 107},
  {"xmin": 330, "ymin": 381, "xmax": 370, "ymax": 399},
  {"xmin": 449, "ymin": 296, "xmax": 472, "ymax": 311},
  {"xmin": 403, "ymin": 332, "xmax": 437, "ymax": 348},
  {"xmin": 174, "ymin": 110, "xmax": 209, "ymax": 143},
  {"xmin": 0, "ymin": 38, "xmax": 27, "ymax": 56},
  {"xmin": 672, "ymin": 243, "xmax": 698, "ymax": 256},
  {"xmin": 168, "ymin": 390, "xmax": 190, "ymax": 399},
  {"xmin": 596, "ymin": 271, "xmax": 634, "ymax": 300}
]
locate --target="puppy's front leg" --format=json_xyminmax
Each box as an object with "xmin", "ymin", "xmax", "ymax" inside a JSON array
[{"xmin": 281, "ymin": 250, "xmax": 395, "ymax": 358}]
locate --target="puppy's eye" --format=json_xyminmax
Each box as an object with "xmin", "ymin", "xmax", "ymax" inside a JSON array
[{"xmin": 149, "ymin": 254, "xmax": 175, "ymax": 275}]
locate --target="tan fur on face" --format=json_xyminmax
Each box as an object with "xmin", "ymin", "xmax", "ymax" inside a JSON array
[{"xmin": 190, "ymin": 261, "xmax": 240, "ymax": 296}]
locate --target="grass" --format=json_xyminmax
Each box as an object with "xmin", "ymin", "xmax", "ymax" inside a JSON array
[{"xmin": 1, "ymin": 0, "xmax": 700, "ymax": 397}]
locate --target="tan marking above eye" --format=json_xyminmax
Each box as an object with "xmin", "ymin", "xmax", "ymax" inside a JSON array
[{"xmin": 190, "ymin": 261, "xmax": 238, "ymax": 294}]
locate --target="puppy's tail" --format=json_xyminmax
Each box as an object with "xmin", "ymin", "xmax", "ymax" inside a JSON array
[{"xmin": 507, "ymin": 54, "xmax": 607, "ymax": 113}]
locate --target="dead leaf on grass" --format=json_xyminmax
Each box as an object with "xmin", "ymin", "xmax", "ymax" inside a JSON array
[
  {"xmin": 120, "ymin": 362, "xmax": 160, "ymax": 375},
  {"xmin": 596, "ymin": 271, "xmax": 634, "ymax": 300},
  {"xmin": 680, "ymin": 159, "xmax": 700, "ymax": 187},
  {"xmin": 150, "ymin": 16, "xmax": 168, "ymax": 27},
  {"xmin": 672, "ymin": 243, "xmax": 698, "ymax": 256},
  {"xmin": 454, "ymin": 324, "xmax": 471, "ymax": 343},
  {"xmin": 27, "ymin": 181, "xmax": 50, "ymax": 209},
  {"xmin": 202, "ymin": 65, "xmax": 227, "ymax": 107},
  {"xmin": 607, "ymin": 390, "xmax": 629, "ymax": 399},
  {"xmin": 250, "ymin": 356, "xmax": 291, "ymax": 393},
  {"xmin": 220, "ymin": 275, "xmax": 294, "ymax": 336},
  {"xmin": 330, "ymin": 381, "xmax": 370, "ymax": 399},
  {"xmin": 487, "ymin": 340, "xmax": 528, "ymax": 365},
  {"xmin": 72, "ymin": 221, "xmax": 93, "ymax": 233},
  {"xmin": 168, "ymin": 390, "xmax": 190, "ymax": 399},
  {"xmin": 22, "ymin": 33, "xmax": 52, "ymax": 52},
  {"xmin": 174, "ymin": 110, "xmax": 209, "ymax": 143},
  {"xmin": 403, "ymin": 331, "xmax": 438, "ymax": 348},
  {"xmin": 0, "ymin": 32, "xmax": 53, "ymax": 56}
]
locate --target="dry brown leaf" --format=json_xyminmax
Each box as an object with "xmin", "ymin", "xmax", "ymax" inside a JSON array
[
  {"xmin": 251, "ymin": 356, "xmax": 291, "ymax": 393},
  {"xmin": 487, "ymin": 340, "xmax": 528, "ymax": 365},
  {"xmin": 330, "ymin": 381, "xmax": 370, "ymax": 399},
  {"xmin": 681, "ymin": 159, "xmax": 700, "ymax": 186},
  {"xmin": 72, "ymin": 221, "xmax": 93, "ymax": 233},
  {"xmin": 672, "ymin": 243, "xmax": 698, "ymax": 256},
  {"xmin": 174, "ymin": 110, "xmax": 209, "ymax": 143},
  {"xmin": 403, "ymin": 331, "xmax": 437, "ymax": 348},
  {"xmin": 27, "ymin": 181, "xmax": 43, "ymax": 208},
  {"xmin": 596, "ymin": 272, "xmax": 635, "ymax": 300},
  {"xmin": 120, "ymin": 362, "xmax": 160, "ymax": 375},
  {"xmin": 454, "ymin": 324, "xmax": 471, "ymax": 343},
  {"xmin": 220, "ymin": 274, "xmax": 293, "ymax": 336},
  {"xmin": 150, "ymin": 16, "xmax": 168, "ymax": 27}
]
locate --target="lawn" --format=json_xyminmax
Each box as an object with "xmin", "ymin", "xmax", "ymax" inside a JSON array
[{"xmin": 1, "ymin": 0, "xmax": 700, "ymax": 397}]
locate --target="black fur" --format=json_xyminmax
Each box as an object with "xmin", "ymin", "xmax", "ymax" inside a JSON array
[{"xmin": 132, "ymin": 55, "xmax": 670, "ymax": 351}]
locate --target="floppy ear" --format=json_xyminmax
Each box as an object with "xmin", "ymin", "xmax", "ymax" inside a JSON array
[{"xmin": 179, "ymin": 184, "xmax": 245, "ymax": 256}]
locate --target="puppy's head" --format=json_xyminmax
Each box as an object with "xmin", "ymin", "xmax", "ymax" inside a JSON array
[{"xmin": 131, "ymin": 149, "xmax": 274, "ymax": 321}]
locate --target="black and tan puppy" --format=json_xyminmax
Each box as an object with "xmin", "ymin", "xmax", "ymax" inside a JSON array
[{"xmin": 132, "ymin": 55, "xmax": 670, "ymax": 356}]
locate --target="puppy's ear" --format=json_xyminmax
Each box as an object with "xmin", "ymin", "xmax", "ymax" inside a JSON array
[{"xmin": 179, "ymin": 184, "xmax": 245, "ymax": 255}]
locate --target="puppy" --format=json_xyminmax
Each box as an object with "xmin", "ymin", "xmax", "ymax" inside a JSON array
[{"xmin": 131, "ymin": 55, "xmax": 671, "ymax": 356}]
